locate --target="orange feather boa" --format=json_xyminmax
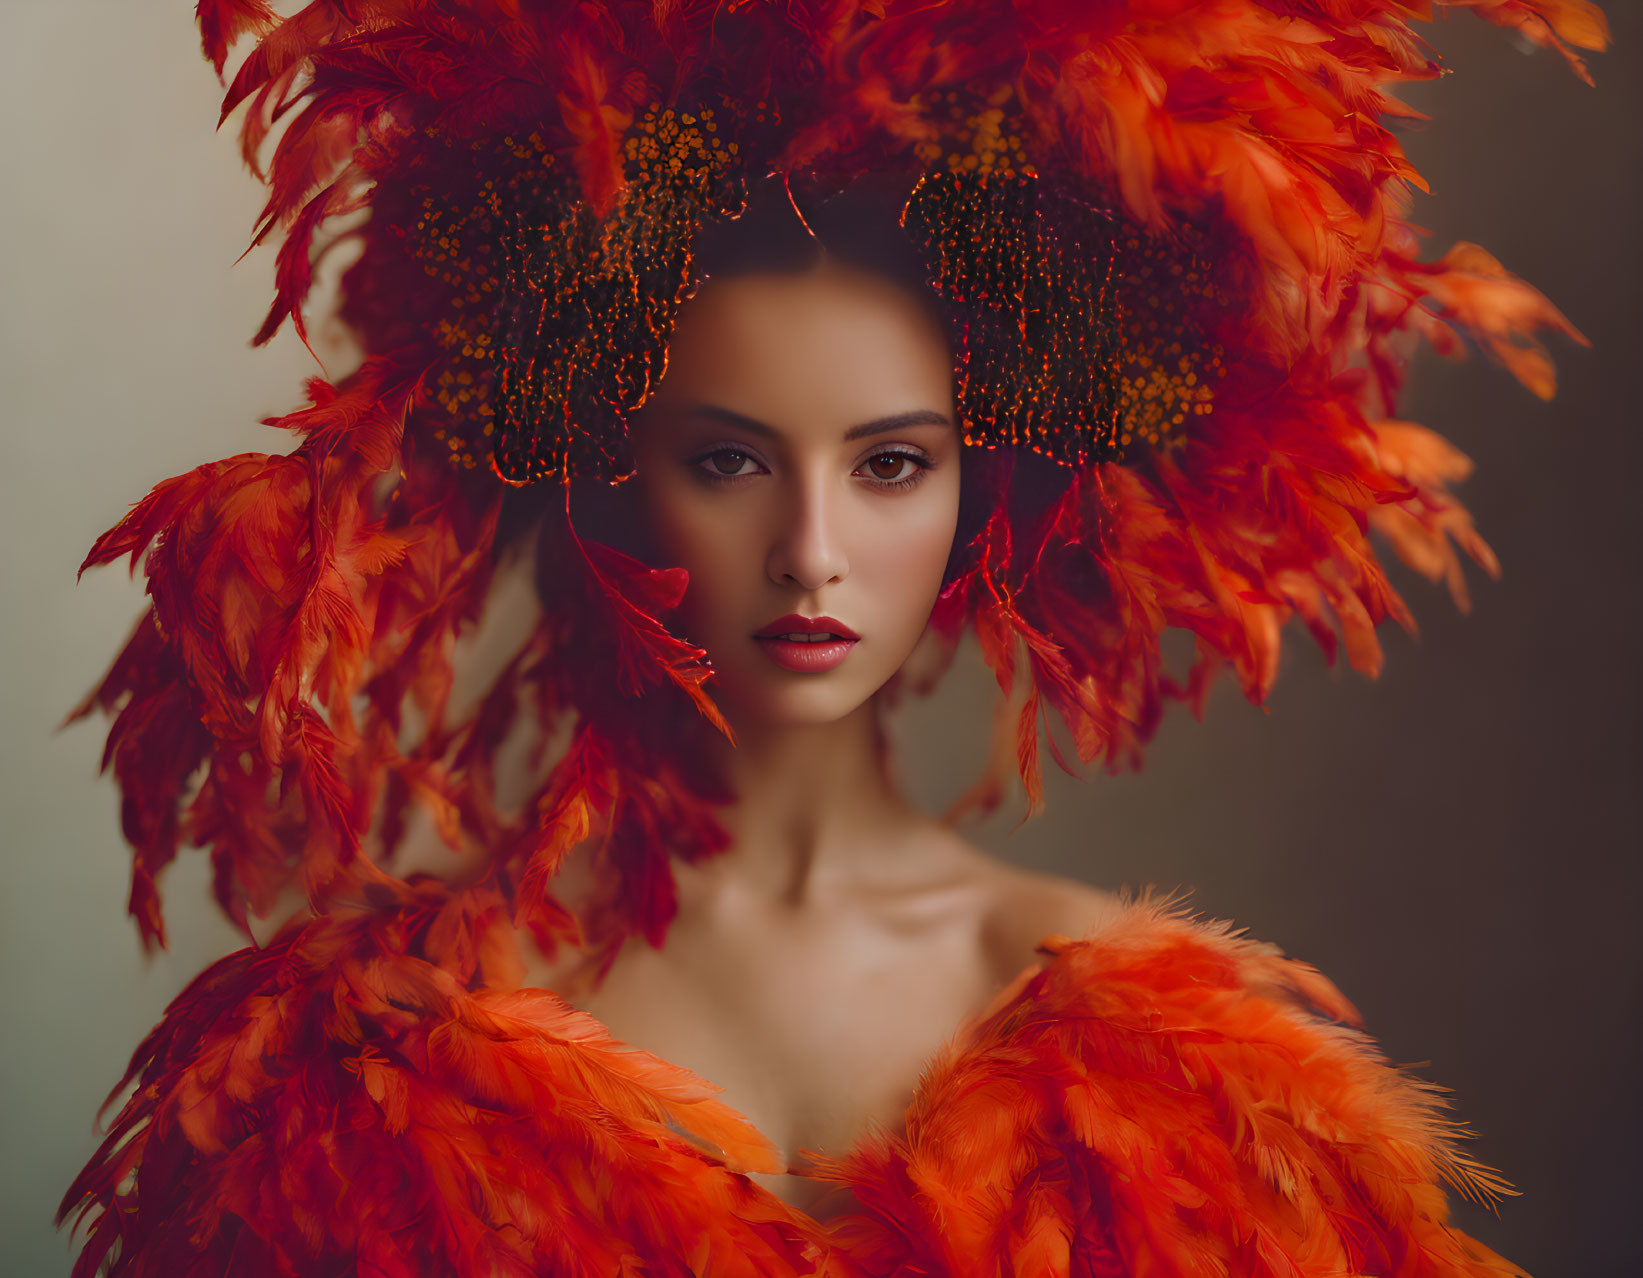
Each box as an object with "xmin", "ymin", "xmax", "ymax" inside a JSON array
[{"xmin": 61, "ymin": 897, "xmax": 1524, "ymax": 1276}]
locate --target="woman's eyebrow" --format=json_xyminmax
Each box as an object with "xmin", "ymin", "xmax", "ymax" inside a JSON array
[
  {"xmin": 843, "ymin": 410, "xmax": 953, "ymax": 440},
  {"xmin": 682, "ymin": 404, "xmax": 954, "ymax": 439}
]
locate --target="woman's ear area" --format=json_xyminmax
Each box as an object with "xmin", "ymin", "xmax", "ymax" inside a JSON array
[{"xmin": 565, "ymin": 466, "xmax": 666, "ymax": 565}]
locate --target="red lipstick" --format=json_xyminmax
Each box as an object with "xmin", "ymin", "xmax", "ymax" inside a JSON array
[{"xmin": 752, "ymin": 614, "xmax": 860, "ymax": 673}]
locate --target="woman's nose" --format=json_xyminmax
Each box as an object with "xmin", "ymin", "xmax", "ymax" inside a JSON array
[{"xmin": 765, "ymin": 473, "xmax": 849, "ymax": 590}]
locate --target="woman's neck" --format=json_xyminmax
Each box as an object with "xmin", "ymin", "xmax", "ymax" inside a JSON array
[{"xmin": 690, "ymin": 697, "xmax": 923, "ymax": 907}]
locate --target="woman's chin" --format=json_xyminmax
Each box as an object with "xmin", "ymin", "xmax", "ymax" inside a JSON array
[{"xmin": 713, "ymin": 674, "xmax": 881, "ymax": 733}]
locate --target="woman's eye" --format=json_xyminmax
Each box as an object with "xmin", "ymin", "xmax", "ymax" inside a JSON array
[
  {"xmin": 694, "ymin": 447, "xmax": 927, "ymax": 487},
  {"xmin": 861, "ymin": 453, "xmax": 919, "ymax": 483},
  {"xmin": 699, "ymin": 449, "xmax": 758, "ymax": 478}
]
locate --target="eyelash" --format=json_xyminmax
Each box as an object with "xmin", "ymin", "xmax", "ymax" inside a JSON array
[{"xmin": 690, "ymin": 446, "xmax": 934, "ymax": 492}]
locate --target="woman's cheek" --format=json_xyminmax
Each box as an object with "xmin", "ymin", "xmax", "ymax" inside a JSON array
[
  {"xmin": 671, "ymin": 502, "xmax": 755, "ymax": 640},
  {"xmin": 863, "ymin": 500, "xmax": 955, "ymax": 652}
]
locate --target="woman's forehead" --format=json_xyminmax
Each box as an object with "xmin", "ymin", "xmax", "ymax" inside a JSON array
[{"xmin": 644, "ymin": 263, "xmax": 956, "ymax": 434}]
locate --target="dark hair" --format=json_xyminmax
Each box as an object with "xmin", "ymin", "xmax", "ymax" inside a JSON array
[{"xmin": 692, "ymin": 172, "xmax": 940, "ymax": 305}]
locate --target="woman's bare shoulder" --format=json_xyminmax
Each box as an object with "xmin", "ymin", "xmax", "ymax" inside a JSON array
[
  {"xmin": 985, "ymin": 865, "xmax": 1126, "ymax": 974},
  {"xmin": 922, "ymin": 826, "xmax": 1126, "ymax": 984}
]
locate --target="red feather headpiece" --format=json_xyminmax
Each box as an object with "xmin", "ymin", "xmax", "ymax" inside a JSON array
[{"xmin": 77, "ymin": 0, "xmax": 1605, "ymax": 965}]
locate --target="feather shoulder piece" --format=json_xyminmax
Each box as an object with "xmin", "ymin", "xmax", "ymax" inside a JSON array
[
  {"xmin": 822, "ymin": 901, "xmax": 1522, "ymax": 1277},
  {"xmin": 57, "ymin": 878, "xmax": 848, "ymax": 1278}
]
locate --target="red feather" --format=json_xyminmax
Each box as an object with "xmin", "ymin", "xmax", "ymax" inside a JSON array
[
  {"xmin": 821, "ymin": 901, "xmax": 1524, "ymax": 1278},
  {"xmin": 195, "ymin": 0, "xmax": 277, "ymax": 77},
  {"xmin": 59, "ymin": 891, "xmax": 833, "ymax": 1278}
]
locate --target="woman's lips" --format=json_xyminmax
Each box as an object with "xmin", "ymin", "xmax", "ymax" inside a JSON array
[
  {"xmin": 753, "ymin": 634, "xmax": 859, "ymax": 673},
  {"xmin": 751, "ymin": 614, "xmax": 860, "ymax": 673}
]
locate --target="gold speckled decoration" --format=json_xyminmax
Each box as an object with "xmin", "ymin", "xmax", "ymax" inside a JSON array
[
  {"xmin": 405, "ymin": 107, "xmax": 749, "ymax": 484},
  {"xmin": 404, "ymin": 86, "xmax": 1225, "ymax": 483},
  {"xmin": 902, "ymin": 169, "xmax": 1126, "ymax": 466},
  {"xmin": 1114, "ymin": 226, "xmax": 1226, "ymax": 454},
  {"xmin": 902, "ymin": 86, "xmax": 1225, "ymax": 466},
  {"xmin": 489, "ymin": 104, "xmax": 749, "ymax": 485},
  {"xmin": 901, "ymin": 86, "xmax": 1124, "ymax": 466},
  {"xmin": 404, "ymin": 131, "xmax": 554, "ymax": 473}
]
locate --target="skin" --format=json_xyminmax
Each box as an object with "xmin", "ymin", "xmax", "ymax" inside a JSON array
[{"xmin": 530, "ymin": 258, "xmax": 1119, "ymax": 1219}]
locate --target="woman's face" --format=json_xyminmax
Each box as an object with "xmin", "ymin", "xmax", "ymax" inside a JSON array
[{"xmin": 627, "ymin": 259, "xmax": 961, "ymax": 728}]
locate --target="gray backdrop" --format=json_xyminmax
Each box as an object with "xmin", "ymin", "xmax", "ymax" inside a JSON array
[{"xmin": 3, "ymin": 4, "xmax": 1637, "ymax": 1275}]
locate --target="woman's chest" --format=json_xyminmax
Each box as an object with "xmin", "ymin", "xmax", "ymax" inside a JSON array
[{"xmin": 562, "ymin": 912, "xmax": 1005, "ymax": 1181}]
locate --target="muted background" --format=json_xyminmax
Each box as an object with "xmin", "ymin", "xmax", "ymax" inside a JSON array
[{"xmin": 2, "ymin": 4, "xmax": 1638, "ymax": 1275}]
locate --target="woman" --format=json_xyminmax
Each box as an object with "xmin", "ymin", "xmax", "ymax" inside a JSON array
[
  {"xmin": 57, "ymin": 1, "xmax": 1609, "ymax": 1274},
  {"xmin": 535, "ymin": 186, "xmax": 1126, "ymax": 1220}
]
